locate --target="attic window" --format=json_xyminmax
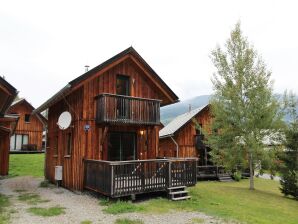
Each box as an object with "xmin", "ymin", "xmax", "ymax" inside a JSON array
[{"xmin": 25, "ymin": 114, "xmax": 31, "ymax": 123}]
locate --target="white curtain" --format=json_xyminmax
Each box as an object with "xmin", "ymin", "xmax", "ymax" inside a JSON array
[{"xmin": 10, "ymin": 134, "xmax": 16, "ymax": 150}]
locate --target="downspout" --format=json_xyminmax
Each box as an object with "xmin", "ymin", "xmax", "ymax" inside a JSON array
[
  {"xmin": 170, "ymin": 136, "xmax": 179, "ymax": 158},
  {"xmin": 43, "ymin": 124, "xmax": 48, "ymax": 179}
]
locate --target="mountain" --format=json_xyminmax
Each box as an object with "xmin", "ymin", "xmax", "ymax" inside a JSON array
[
  {"xmin": 161, "ymin": 95, "xmax": 212, "ymax": 125},
  {"xmin": 161, "ymin": 94, "xmax": 298, "ymax": 125}
]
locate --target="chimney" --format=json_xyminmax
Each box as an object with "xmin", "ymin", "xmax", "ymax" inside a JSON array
[
  {"xmin": 188, "ymin": 104, "xmax": 192, "ymax": 112},
  {"xmin": 85, "ymin": 65, "xmax": 90, "ymax": 72}
]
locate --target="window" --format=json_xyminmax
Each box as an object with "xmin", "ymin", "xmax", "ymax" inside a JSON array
[
  {"xmin": 116, "ymin": 75, "xmax": 130, "ymax": 96},
  {"xmin": 54, "ymin": 136, "xmax": 58, "ymax": 155},
  {"xmin": 108, "ymin": 132, "xmax": 136, "ymax": 161},
  {"xmin": 10, "ymin": 134, "xmax": 29, "ymax": 150},
  {"xmin": 65, "ymin": 132, "xmax": 72, "ymax": 156},
  {"xmin": 25, "ymin": 114, "xmax": 31, "ymax": 123}
]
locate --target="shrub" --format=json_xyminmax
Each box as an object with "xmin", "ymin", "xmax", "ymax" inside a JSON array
[{"xmin": 233, "ymin": 171, "xmax": 242, "ymax": 181}]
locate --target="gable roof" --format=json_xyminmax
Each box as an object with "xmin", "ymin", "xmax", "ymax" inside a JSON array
[
  {"xmin": 9, "ymin": 98, "xmax": 47, "ymax": 125},
  {"xmin": 159, "ymin": 104, "xmax": 209, "ymax": 138},
  {"xmin": 34, "ymin": 47, "xmax": 179, "ymax": 114},
  {"xmin": 0, "ymin": 76, "xmax": 18, "ymax": 117}
]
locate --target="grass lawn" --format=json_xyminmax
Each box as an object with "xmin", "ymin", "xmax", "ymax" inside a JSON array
[
  {"xmin": 102, "ymin": 179, "xmax": 298, "ymax": 224},
  {"xmin": 9, "ymin": 154, "xmax": 44, "ymax": 177},
  {"xmin": 27, "ymin": 206, "xmax": 65, "ymax": 217},
  {"xmin": 0, "ymin": 194, "xmax": 10, "ymax": 224}
]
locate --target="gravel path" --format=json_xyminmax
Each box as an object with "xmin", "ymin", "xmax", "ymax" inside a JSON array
[{"xmin": 0, "ymin": 176, "xmax": 232, "ymax": 224}]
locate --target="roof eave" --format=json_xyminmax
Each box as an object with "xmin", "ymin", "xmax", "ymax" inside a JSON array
[{"xmin": 33, "ymin": 84, "xmax": 72, "ymax": 114}]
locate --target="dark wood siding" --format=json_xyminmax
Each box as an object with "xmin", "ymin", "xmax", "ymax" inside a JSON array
[{"xmin": 0, "ymin": 130, "xmax": 10, "ymax": 175}]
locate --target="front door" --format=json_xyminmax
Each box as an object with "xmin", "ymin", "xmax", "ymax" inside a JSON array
[
  {"xmin": 108, "ymin": 132, "xmax": 136, "ymax": 161},
  {"xmin": 116, "ymin": 75, "xmax": 130, "ymax": 119}
]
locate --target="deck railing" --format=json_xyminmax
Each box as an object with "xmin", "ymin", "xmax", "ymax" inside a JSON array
[
  {"xmin": 84, "ymin": 158, "xmax": 197, "ymax": 197},
  {"xmin": 197, "ymin": 165, "xmax": 225, "ymax": 179},
  {"xmin": 96, "ymin": 93, "xmax": 161, "ymax": 125}
]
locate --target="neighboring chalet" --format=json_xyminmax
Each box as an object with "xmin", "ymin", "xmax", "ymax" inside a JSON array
[
  {"xmin": 7, "ymin": 98, "xmax": 47, "ymax": 151},
  {"xmin": 159, "ymin": 105, "xmax": 234, "ymax": 181},
  {"xmin": 159, "ymin": 105, "xmax": 212, "ymax": 165},
  {"xmin": 34, "ymin": 47, "xmax": 197, "ymax": 198},
  {"xmin": 0, "ymin": 77, "xmax": 18, "ymax": 175}
]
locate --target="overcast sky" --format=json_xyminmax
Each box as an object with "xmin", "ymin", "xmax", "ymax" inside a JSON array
[{"xmin": 1, "ymin": 0, "xmax": 297, "ymax": 107}]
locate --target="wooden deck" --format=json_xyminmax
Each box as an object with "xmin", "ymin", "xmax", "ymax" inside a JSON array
[
  {"xmin": 84, "ymin": 158, "xmax": 197, "ymax": 197},
  {"xmin": 197, "ymin": 165, "xmax": 226, "ymax": 179}
]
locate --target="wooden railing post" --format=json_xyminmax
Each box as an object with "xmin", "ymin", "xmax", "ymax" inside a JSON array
[
  {"xmin": 168, "ymin": 160, "xmax": 172, "ymax": 188},
  {"xmin": 111, "ymin": 164, "xmax": 114, "ymax": 196}
]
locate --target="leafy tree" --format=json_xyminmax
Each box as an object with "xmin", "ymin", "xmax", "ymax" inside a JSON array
[
  {"xmin": 208, "ymin": 22, "xmax": 285, "ymax": 190},
  {"xmin": 279, "ymin": 92, "xmax": 298, "ymax": 199}
]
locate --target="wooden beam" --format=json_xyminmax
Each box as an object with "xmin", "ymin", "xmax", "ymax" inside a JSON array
[{"xmin": 101, "ymin": 126, "xmax": 108, "ymax": 146}]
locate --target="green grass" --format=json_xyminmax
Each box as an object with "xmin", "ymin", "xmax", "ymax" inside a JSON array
[
  {"xmin": 101, "ymin": 179, "xmax": 298, "ymax": 224},
  {"xmin": 114, "ymin": 218, "xmax": 144, "ymax": 224},
  {"xmin": 102, "ymin": 200, "xmax": 145, "ymax": 214},
  {"xmin": 190, "ymin": 218, "xmax": 204, "ymax": 224},
  {"xmin": 18, "ymin": 193, "xmax": 50, "ymax": 205},
  {"xmin": 27, "ymin": 206, "xmax": 65, "ymax": 217},
  {"xmin": 80, "ymin": 221, "xmax": 92, "ymax": 224},
  {"xmin": 0, "ymin": 194, "xmax": 10, "ymax": 224},
  {"xmin": 9, "ymin": 154, "xmax": 45, "ymax": 177}
]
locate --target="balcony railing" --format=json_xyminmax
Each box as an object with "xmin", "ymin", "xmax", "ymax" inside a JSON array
[{"xmin": 96, "ymin": 93, "xmax": 161, "ymax": 125}]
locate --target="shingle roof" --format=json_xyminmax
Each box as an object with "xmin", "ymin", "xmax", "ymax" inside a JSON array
[{"xmin": 159, "ymin": 105, "xmax": 209, "ymax": 138}]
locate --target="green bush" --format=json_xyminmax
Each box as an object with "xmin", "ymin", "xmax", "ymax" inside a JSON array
[{"xmin": 233, "ymin": 171, "xmax": 242, "ymax": 181}]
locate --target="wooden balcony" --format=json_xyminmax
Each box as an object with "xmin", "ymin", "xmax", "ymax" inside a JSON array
[
  {"xmin": 84, "ymin": 158, "xmax": 197, "ymax": 197},
  {"xmin": 96, "ymin": 93, "xmax": 161, "ymax": 125}
]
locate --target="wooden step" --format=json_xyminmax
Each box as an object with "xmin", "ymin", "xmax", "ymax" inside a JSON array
[
  {"xmin": 171, "ymin": 196, "xmax": 191, "ymax": 201},
  {"xmin": 169, "ymin": 190, "xmax": 188, "ymax": 195},
  {"xmin": 167, "ymin": 186, "xmax": 186, "ymax": 190}
]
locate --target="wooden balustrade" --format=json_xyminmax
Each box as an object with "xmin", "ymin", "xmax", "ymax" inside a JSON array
[
  {"xmin": 96, "ymin": 94, "xmax": 161, "ymax": 125},
  {"xmin": 84, "ymin": 158, "xmax": 197, "ymax": 197},
  {"xmin": 197, "ymin": 165, "xmax": 225, "ymax": 179}
]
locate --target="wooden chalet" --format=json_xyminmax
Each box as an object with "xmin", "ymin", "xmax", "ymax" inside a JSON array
[
  {"xmin": 34, "ymin": 47, "xmax": 197, "ymax": 198},
  {"xmin": 0, "ymin": 77, "xmax": 18, "ymax": 175},
  {"xmin": 7, "ymin": 98, "xmax": 47, "ymax": 151},
  {"xmin": 159, "ymin": 104, "xmax": 212, "ymax": 163},
  {"xmin": 159, "ymin": 105, "xmax": 233, "ymax": 181}
]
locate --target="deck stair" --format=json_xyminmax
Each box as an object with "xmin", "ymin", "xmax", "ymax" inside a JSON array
[
  {"xmin": 167, "ymin": 186, "xmax": 191, "ymax": 201},
  {"xmin": 218, "ymin": 174, "xmax": 234, "ymax": 182}
]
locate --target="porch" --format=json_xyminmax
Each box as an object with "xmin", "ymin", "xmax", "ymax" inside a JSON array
[{"xmin": 84, "ymin": 158, "xmax": 197, "ymax": 198}]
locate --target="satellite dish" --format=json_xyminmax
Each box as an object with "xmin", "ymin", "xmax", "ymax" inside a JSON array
[{"xmin": 57, "ymin": 111, "xmax": 72, "ymax": 130}]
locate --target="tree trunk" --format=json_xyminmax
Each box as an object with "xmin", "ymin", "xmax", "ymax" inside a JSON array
[{"xmin": 249, "ymin": 152, "xmax": 254, "ymax": 190}]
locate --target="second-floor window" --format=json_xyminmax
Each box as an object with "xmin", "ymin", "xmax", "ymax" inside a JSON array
[
  {"xmin": 116, "ymin": 75, "xmax": 130, "ymax": 96},
  {"xmin": 25, "ymin": 114, "xmax": 31, "ymax": 123}
]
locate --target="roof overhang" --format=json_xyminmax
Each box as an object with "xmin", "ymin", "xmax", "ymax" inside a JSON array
[
  {"xmin": 33, "ymin": 84, "xmax": 71, "ymax": 114},
  {"xmin": 0, "ymin": 77, "xmax": 18, "ymax": 117}
]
